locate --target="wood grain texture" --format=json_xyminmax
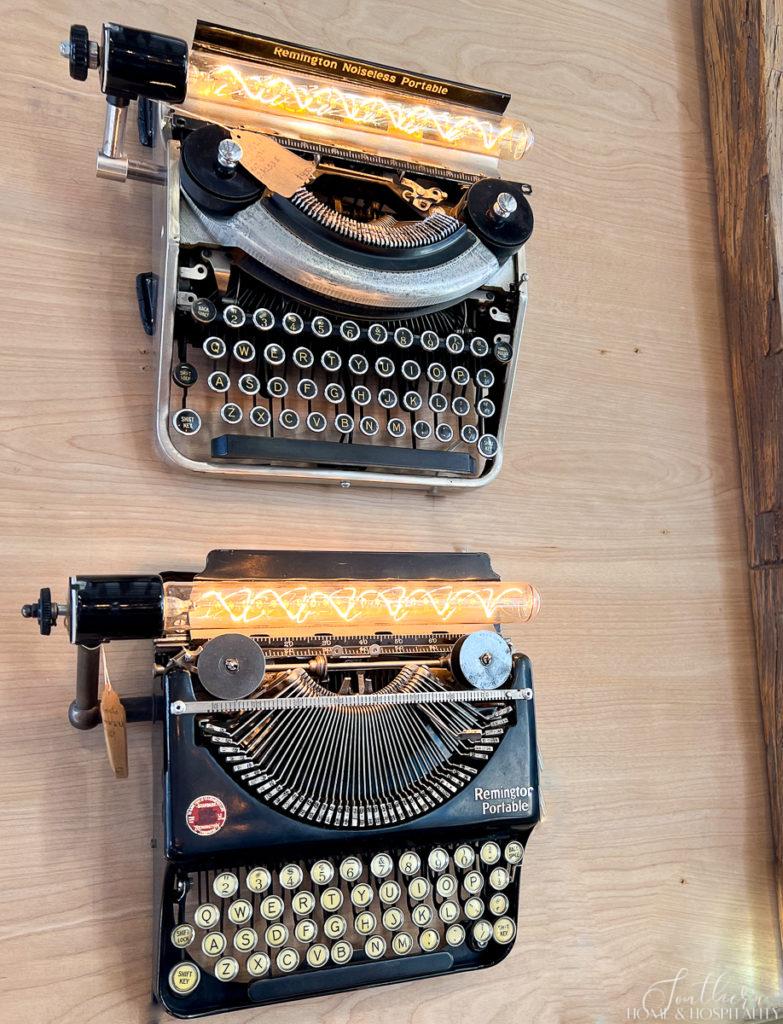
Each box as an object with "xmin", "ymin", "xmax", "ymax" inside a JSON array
[
  {"xmin": 0, "ymin": 1, "xmax": 780, "ymax": 1022},
  {"xmin": 703, "ymin": 0, "xmax": 783, "ymax": 947}
]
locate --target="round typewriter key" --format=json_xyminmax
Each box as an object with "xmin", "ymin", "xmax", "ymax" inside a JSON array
[
  {"xmin": 213, "ymin": 872, "xmax": 239, "ymax": 899},
  {"xmin": 307, "ymin": 943, "xmax": 330, "ymax": 968},
  {"xmin": 398, "ymin": 851, "xmax": 420, "ymax": 876},
  {"xmin": 195, "ymin": 903, "xmax": 220, "ymax": 929},
  {"xmin": 383, "ymin": 907, "xmax": 404, "ymax": 931},
  {"xmin": 420, "ymin": 330, "xmax": 439, "ymax": 351},
  {"xmin": 429, "ymin": 394, "xmax": 448, "ymax": 414},
  {"xmin": 464, "ymin": 870, "xmax": 484, "ymax": 894},
  {"xmin": 282, "ymin": 312, "xmax": 304, "ymax": 335},
  {"xmin": 435, "ymin": 423, "xmax": 454, "ymax": 443},
  {"xmin": 335, "ymin": 413, "xmax": 354, "ymax": 434},
  {"xmin": 355, "ymin": 911, "xmax": 376, "ymax": 935},
  {"xmin": 439, "ymin": 900, "xmax": 459, "ymax": 924},
  {"xmin": 401, "ymin": 360, "xmax": 421, "ymax": 381},
  {"xmin": 454, "ymin": 846, "xmax": 475, "ymax": 870},
  {"xmin": 293, "ymin": 346, "xmax": 314, "ymax": 369},
  {"xmin": 387, "ymin": 418, "xmax": 406, "ymax": 438},
  {"xmin": 280, "ymin": 864, "xmax": 303, "ymax": 890},
  {"xmin": 202, "ymin": 931, "xmax": 227, "ymax": 957},
  {"xmin": 228, "ymin": 899, "xmax": 252, "ymax": 925},
  {"xmin": 379, "ymin": 880, "xmax": 401, "ymax": 904},
  {"xmin": 461, "ymin": 424, "xmax": 480, "ymax": 444},
  {"xmin": 331, "ymin": 940, "xmax": 353, "ymax": 964},
  {"xmin": 306, "ymin": 412, "xmax": 327, "ymax": 433},
  {"xmin": 324, "ymin": 383, "xmax": 346, "ymax": 406},
  {"xmin": 413, "ymin": 421, "xmax": 432, "ymax": 440},
  {"xmin": 340, "ymin": 319, "xmax": 361, "ymax": 341},
  {"xmin": 420, "ymin": 929, "xmax": 440, "ymax": 952},
  {"xmin": 203, "ymin": 336, "xmax": 226, "ymax": 359},
  {"xmin": 293, "ymin": 891, "xmax": 316, "ymax": 915},
  {"xmin": 263, "ymin": 343, "xmax": 285, "ymax": 366},
  {"xmin": 192, "ymin": 297, "xmax": 216, "ymax": 323},
  {"xmin": 464, "ymin": 897, "xmax": 484, "ymax": 921},
  {"xmin": 478, "ymin": 434, "xmax": 499, "ymax": 459},
  {"xmin": 489, "ymin": 893, "xmax": 509, "ymax": 916},
  {"xmin": 260, "ymin": 895, "xmax": 284, "ymax": 920},
  {"xmin": 494, "ymin": 340, "xmax": 513, "ymax": 362},
  {"xmin": 505, "ymin": 841, "xmax": 524, "ymax": 865},
  {"xmin": 171, "ymin": 924, "xmax": 195, "ymax": 948},
  {"xmin": 392, "ymin": 932, "xmax": 414, "ymax": 956},
  {"xmin": 359, "ymin": 415, "xmax": 379, "ymax": 436},
  {"xmin": 279, "ymin": 409, "xmax": 300, "ymax": 431},
  {"xmin": 476, "ymin": 368, "xmax": 495, "ymax": 389},
  {"xmin": 471, "ymin": 920, "xmax": 493, "ymax": 947},
  {"xmin": 295, "ymin": 919, "xmax": 317, "ymax": 943},
  {"xmin": 321, "ymin": 350, "xmax": 342, "ymax": 372},
  {"xmin": 378, "ymin": 388, "xmax": 398, "ymax": 409},
  {"xmin": 297, "ymin": 379, "xmax": 318, "ymax": 400},
  {"xmin": 428, "ymin": 848, "xmax": 449, "ymax": 872},
  {"xmin": 238, "ymin": 373, "xmax": 260, "ymax": 396},
  {"xmin": 411, "ymin": 904, "xmax": 432, "ymax": 927},
  {"xmin": 370, "ymin": 853, "xmax": 393, "ymax": 879},
  {"xmin": 348, "ymin": 354, "xmax": 369, "ymax": 375},
  {"xmin": 402, "ymin": 391, "xmax": 422, "ymax": 412},
  {"xmin": 223, "ymin": 304, "xmax": 245, "ymax": 328},
  {"xmin": 427, "ymin": 362, "xmax": 446, "ymax": 383},
  {"xmin": 452, "ymin": 396, "xmax": 471, "ymax": 417},
  {"xmin": 408, "ymin": 877, "xmax": 430, "ymax": 901},
  {"xmin": 311, "ymin": 315, "xmax": 333, "ymax": 338},
  {"xmin": 375, "ymin": 356, "xmax": 395, "ymax": 378},
  {"xmin": 489, "ymin": 867, "xmax": 510, "ymax": 890},
  {"xmin": 172, "ymin": 409, "xmax": 201, "ymax": 436},
  {"xmin": 368, "ymin": 323, "xmax": 388, "ymax": 345},
  {"xmin": 365, "ymin": 935, "xmax": 386, "ymax": 960},
  {"xmin": 351, "ymin": 386, "xmax": 372, "ymax": 408},
  {"xmin": 250, "ymin": 406, "xmax": 271, "ymax": 429},
  {"xmin": 339, "ymin": 856, "xmax": 363, "ymax": 882},
  {"xmin": 215, "ymin": 956, "xmax": 239, "ymax": 981},
  {"xmin": 265, "ymin": 923, "xmax": 288, "ymax": 947},
  {"xmin": 208, "ymin": 371, "xmax": 230, "ymax": 393},
  {"xmin": 277, "ymin": 948, "xmax": 300, "ymax": 973},
  {"xmin": 350, "ymin": 883, "xmax": 374, "ymax": 908},
  {"xmin": 169, "ymin": 962, "xmax": 200, "ymax": 994},
  {"xmin": 252, "ymin": 308, "xmax": 275, "ymax": 330},
  {"xmin": 446, "ymin": 333, "xmax": 465, "ymax": 354},
  {"xmin": 233, "ymin": 340, "xmax": 255, "ymax": 362},
  {"xmin": 446, "ymin": 924, "xmax": 466, "ymax": 947},
  {"xmin": 477, "ymin": 397, "xmax": 496, "ymax": 419},
  {"xmin": 470, "ymin": 336, "xmax": 490, "ymax": 357},
  {"xmin": 233, "ymin": 927, "xmax": 257, "ymax": 952},
  {"xmin": 311, "ymin": 860, "xmax": 335, "ymax": 885},
  {"xmin": 172, "ymin": 362, "xmax": 198, "ymax": 388},
  {"xmin": 451, "ymin": 366, "xmax": 470, "ymax": 387},
  {"xmin": 321, "ymin": 887, "xmax": 343, "ymax": 912},
  {"xmin": 246, "ymin": 951, "xmax": 270, "ymax": 977},
  {"xmin": 324, "ymin": 915, "xmax": 347, "ymax": 939},
  {"xmin": 220, "ymin": 403, "xmax": 243, "ymax": 424},
  {"xmin": 436, "ymin": 874, "xmax": 458, "ymax": 898},
  {"xmin": 394, "ymin": 327, "xmax": 414, "ymax": 348}
]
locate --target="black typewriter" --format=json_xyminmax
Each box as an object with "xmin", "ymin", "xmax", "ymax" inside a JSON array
[
  {"xmin": 22, "ymin": 549, "xmax": 540, "ymax": 1017},
  {"xmin": 61, "ymin": 20, "xmax": 535, "ymax": 488}
]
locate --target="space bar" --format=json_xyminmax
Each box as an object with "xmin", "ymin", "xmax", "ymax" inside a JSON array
[{"xmin": 211, "ymin": 435, "xmax": 476, "ymax": 475}]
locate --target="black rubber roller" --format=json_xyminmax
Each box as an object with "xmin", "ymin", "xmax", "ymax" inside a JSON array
[
  {"xmin": 464, "ymin": 179, "xmax": 534, "ymax": 261},
  {"xmin": 180, "ymin": 124, "xmax": 264, "ymax": 215}
]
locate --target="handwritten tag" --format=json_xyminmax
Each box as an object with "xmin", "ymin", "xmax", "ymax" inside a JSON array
[
  {"xmin": 100, "ymin": 649, "xmax": 128, "ymax": 779},
  {"xmin": 231, "ymin": 130, "xmax": 315, "ymax": 198}
]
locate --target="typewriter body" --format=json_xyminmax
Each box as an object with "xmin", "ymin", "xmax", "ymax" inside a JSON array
[
  {"xmin": 62, "ymin": 21, "xmax": 535, "ymax": 488},
  {"xmin": 22, "ymin": 549, "xmax": 540, "ymax": 1017}
]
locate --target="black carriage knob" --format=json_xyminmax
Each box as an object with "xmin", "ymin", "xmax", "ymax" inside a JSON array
[
  {"xmin": 21, "ymin": 587, "xmax": 58, "ymax": 636},
  {"xmin": 60, "ymin": 25, "xmax": 98, "ymax": 82}
]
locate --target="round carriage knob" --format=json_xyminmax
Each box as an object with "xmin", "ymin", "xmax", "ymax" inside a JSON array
[
  {"xmin": 197, "ymin": 633, "xmax": 267, "ymax": 700},
  {"xmin": 59, "ymin": 25, "xmax": 99, "ymax": 82},
  {"xmin": 21, "ymin": 587, "xmax": 57, "ymax": 635}
]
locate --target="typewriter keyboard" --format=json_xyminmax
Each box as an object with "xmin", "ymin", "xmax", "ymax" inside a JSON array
[
  {"xmin": 167, "ymin": 258, "xmax": 519, "ymax": 481},
  {"xmin": 164, "ymin": 837, "xmax": 524, "ymax": 1004}
]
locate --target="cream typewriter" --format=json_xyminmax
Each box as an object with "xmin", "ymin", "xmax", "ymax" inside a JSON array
[
  {"xmin": 22, "ymin": 549, "xmax": 540, "ymax": 1016},
  {"xmin": 61, "ymin": 21, "xmax": 535, "ymax": 488}
]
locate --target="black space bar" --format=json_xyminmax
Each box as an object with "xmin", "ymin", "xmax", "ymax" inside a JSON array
[{"xmin": 211, "ymin": 435, "xmax": 476, "ymax": 475}]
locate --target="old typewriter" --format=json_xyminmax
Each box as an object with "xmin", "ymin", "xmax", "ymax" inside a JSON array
[
  {"xmin": 60, "ymin": 20, "xmax": 535, "ymax": 488},
  {"xmin": 22, "ymin": 549, "xmax": 540, "ymax": 1016}
]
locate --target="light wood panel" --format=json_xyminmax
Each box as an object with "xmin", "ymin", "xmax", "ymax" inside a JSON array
[{"xmin": 0, "ymin": 1, "xmax": 779, "ymax": 1022}]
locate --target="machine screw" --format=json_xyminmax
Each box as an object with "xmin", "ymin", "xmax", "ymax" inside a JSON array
[
  {"xmin": 492, "ymin": 192, "xmax": 517, "ymax": 220},
  {"xmin": 217, "ymin": 138, "xmax": 243, "ymax": 169},
  {"xmin": 224, "ymin": 657, "xmax": 240, "ymax": 674},
  {"xmin": 479, "ymin": 652, "xmax": 493, "ymax": 666}
]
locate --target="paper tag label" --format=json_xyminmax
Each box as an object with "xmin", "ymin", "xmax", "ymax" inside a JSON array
[
  {"xmin": 100, "ymin": 680, "xmax": 128, "ymax": 779},
  {"xmin": 186, "ymin": 795, "xmax": 227, "ymax": 836},
  {"xmin": 231, "ymin": 130, "xmax": 314, "ymax": 198}
]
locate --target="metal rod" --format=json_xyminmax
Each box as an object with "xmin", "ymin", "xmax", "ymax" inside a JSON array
[{"xmin": 68, "ymin": 645, "xmax": 102, "ymax": 730}]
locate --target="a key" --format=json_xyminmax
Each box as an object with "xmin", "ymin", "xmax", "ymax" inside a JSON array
[
  {"xmin": 461, "ymin": 424, "xmax": 479, "ymax": 444},
  {"xmin": 340, "ymin": 320, "xmax": 361, "ymax": 342},
  {"xmin": 439, "ymin": 900, "xmax": 459, "ymax": 923},
  {"xmin": 454, "ymin": 845, "xmax": 475, "ymax": 870},
  {"xmin": 213, "ymin": 873, "xmax": 239, "ymax": 899},
  {"xmin": 321, "ymin": 887, "xmax": 344, "ymax": 912},
  {"xmin": 297, "ymin": 379, "xmax": 318, "ymax": 400},
  {"xmin": 378, "ymin": 388, "xmax": 398, "ymax": 409},
  {"xmin": 202, "ymin": 931, "xmax": 227, "ymax": 956},
  {"xmin": 470, "ymin": 336, "xmax": 489, "ymax": 357},
  {"xmin": 227, "ymin": 899, "xmax": 252, "ymax": 924},
  {"xmin": 350, "ymin": 883, "xmax": 374, "ymax": 908},
  {"xmin": 351, "ymin": 385, "xmax": 371, "ymax": 407},
  {"xmin": 368, "ymin": 323, "xmax": 387, "ymax": 345},
  {"xmin": 282, "ymin": 312, "xmax": 304, "ymax": 335},
  {"xmin": 375, "ymin": 356, "xmax": 395, "ymax": 378},
  {"xmin": 436, "ymin": 874, "xmax": 458, "ymax": 898},
  {"xmin": 215, "ymin": 956, "xmax": 239, "ymax": 981},
  {"xmin": 207, "ymin": 371, "xmax": 230, "ymax": 393},
  {"xmin": 401, "ymin": 360, "xmax": 421, "ymax": 382},
  {"xmin": 238, "ymin": 373, "xmax": 261, "ymax": 396},
  {"xmin": 169, "ymin": 963, "xmax": 200, "ymax": 993},
  {"xmin": 311, "ymin": 315, "xmax": 332, "ymax": 338},
  {"xmin": 348, "ymin": 354, "xmax": 369, "ymax": 375},
  {"xmin": 477, "ymin": 397, "xmax": 496, "ymax": 419},
  {"xmin": 445, "ymin": 924, "xmax": 466, "ymax": 947},
  {"xmin": 293, "ymin": 346, "xmax": 314, "ymax": 369},
  {"xmin": 171, "ymin": 924, "xmax": 195, "ymax": 948},
  {"xmin": 383, "ymin": 907, "xmax": 404, "ymax": 930},
  {"xmin": 394, "ymin": 327, "xmax": 414, "ymax": 348},
  {"xmin": 452, "ymin": 396, "xmax": 471, "ymax": 417},
  {"xmin": 331, "ymin": 940, "xmax": 353, "ymax": 964},
  {"xmin": 335, "ymin": 413, "xmax": 354, "ymax": 434},
  {"xmin": 172, "ymin": 409, "xmax": 201, "ymax": 436},
  {"xmin": 233, "ymin": 340, "xmax": 255, "ymax": 362},
  {"xmin": 359, "ymin": 415, "xmax": 379, "ymax": 436},
  {"xmin": 494, "ymin": 340, "xmax": 513, "ymax": 362},
  {"xmin": 265, "ymin": 923, "xmax": 288, "ymax": 947},
  {"xmin": 379, "ymin": 880, "xmax": 401, "ymax": 904},
  {"xmin": 476, "ymin": 368, "xmax": 495, "ymax": 389},
  {"xmin": 203, "ymin": 336, "xmax": 226, "ymax": 359},
  {"xmin": 220, "ymin": 403, "xmax": 243, "ymax": 424},
  {"xmin": 408, "ymin": 877, "xmax": 430, "ymax": 901},
  {"xmin": 398, "ymin": 851, "xmax": 420, "ymax": 876},
  {"xmin": 252, "ymin": 308, "xmax": 275, "ymax": 331},
  {"xmin": 321, "ymin": 350, "xmax": 342, "ymax": 372},
  {"xmin": 402, "ymin": 391, "xmax": 423, "ymax": 412},
  {"xmin": 280, "ymin": 864, "xmax": 303, "ymax": 890},
  {"xmin": 191, "ymin": 298, "xmax": 216, "ymax": 324},
  {"xmin": 279, "ymin": 409, "xmax": 300, "ymax": 430},
  {"xmin": 427, "ymin": 363, "xmax": 446, "ymax": 384},
  {"xmin": 340, "ymin": 856, "xmax": 362, "ymax": 882},
  {"xmin": 471, "ymin": 920, "xmax": 493, "ymax": 947},
  {"xmin": 307, "ymin": 412, "xmax": 327, "ymax": 432},
  {"xmin": 392, "ymin": 932, "xmax": 413, "ymax": 955},
  {"xmin": 250, "ymin": 406, "xmax": 271, "ymax": 429},
  {"xmin": 324, "ymin": 915, "xmax": 347, "ymax": 939},
  {"xmin": 435, "ymin": 423, "xmax": 454, "ymax": 443},
  {"xmin": 446, "ymin": 333, "xmax": 465, "ymax": 354},
  {"xmin": 365, "ymin": 936, "xmax": 386, "ymax": 959},
  {"xmin": 505, "ymin": 841, "xmax": 523, "ymax": 864},
  {"xmin": 480, "ymin": 842, "xmax": 502, "ymax": 865},
  {"xmin": 310, "ymin": 860, "xmax": 335, "ymax": 885},
  {"xmin": 233, "ymin": 927, "xmax": 257, "ymax": 951},
  {"xmin": 420, "ymin": 330, "xmax": 439, "ymax": 351},
  {"xmin": 429, "ymin": 394, "xmax": 448, "ymax": 414},
  {"xmin": 194, "ymin": 903, "xmax": 220, "ymax": 929},
  {"xmin": 277, "ymin": 948, "xmax": 300, "ymax": 973},
  {"xmin": 263, "ymin": 343, "xmax": 285, "ymax": 366},
  {"xmin": 307, "ymin": 944, "xmax": 330, "ymax": 968},
  {"xmin": 411, "ymin": 904, "xmax": 432, "ymax": 927},
  {"xmin": 464, "ymin": 897, "xmax": 484, "ymax": 920},
  {"xmin": 478, "ymin": 434, "xmax": 499, "ymax": 459},
  {"xmin": 489, "ymin": 867, "xmax": 510, "ymax": 890},
  {"xmin": 325, "ymin": 383, "xmax": 345, "ymax": 405},
  {"xmin": 451, "ymin": 366, "xmax": 470, "ymax": 387},
  {"xmin": 464, "ymin": 871, "xmax": 484, "ymax": 894},
  {"xmin": 428, "ymin": 848, "xmax": 449, "ymax": 872},
  {"xmin": 355, "ymin": 911, "xmax": 376, "ymax": 935},
  {"xmin": 247, "ymin": 951, "xmax": 271, "ymax": 977},
  {"xmin": 413, "ymin": 421, "xmax": 432, "ymax": 440},
  {"xmin": 371, "ymin": 853, "xmax": 393, "ymax": 878},
  {"xmin": 222, "ymin": 304, "xmax": 245, "ymax": 328},
  {"xmin": 172, "ymin": 362, "xmax": 198, "ymax": 388},
  {"xmin": 260, "ymin": 895, "xmax": 284, "ymax": 920},
  {"xmin": 292, "ymin": 891, "xmax": 316, "ymax": 915},
  {"xmin": 489, "ymin": 893, "xmax": 509, "ymax": 915},
  {"xmin": 419, "ymin": 929, "xmax": 440, "ymax": 952},
  {"xmin": 387, "ymin": 418, "xmax": 406, "ymax": 438},
  {"xmin": 295, "ymin": 919, "xmax": 317, "ymax": 943},
  {"xmin": 267, "ymin": 377, "xmax": 288, "ymax": 399}
]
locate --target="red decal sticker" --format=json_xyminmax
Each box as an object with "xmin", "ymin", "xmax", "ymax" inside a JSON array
[{"xmin": 186, "ymin": 795, "xmax": 227, "ymax": 836}]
